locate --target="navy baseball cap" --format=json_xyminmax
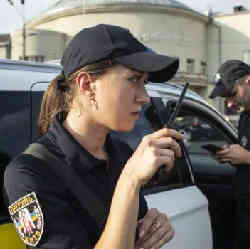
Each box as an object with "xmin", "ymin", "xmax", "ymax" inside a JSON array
[
  {"xmin": 210, "ymin": 60, "xmax": 250, "ymax": 99},
  {"xmin": 61, "ymin": 24, "xmax": 179, "ymax": 83}
]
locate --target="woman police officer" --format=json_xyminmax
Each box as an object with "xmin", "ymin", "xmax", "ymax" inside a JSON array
[{"xmin": 4, "ymin": 24, "xmax": 182, "ymax": 249}]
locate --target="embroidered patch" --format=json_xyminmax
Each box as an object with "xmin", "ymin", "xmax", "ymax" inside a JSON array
[{"xmin": 8, "ymin": 192, "xmax": 44, "ymax": 247}]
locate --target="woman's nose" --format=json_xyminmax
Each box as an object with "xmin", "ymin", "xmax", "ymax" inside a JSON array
[{"xmin": 136, "ymin": 85, "xmax": 150, "ymax": 104}]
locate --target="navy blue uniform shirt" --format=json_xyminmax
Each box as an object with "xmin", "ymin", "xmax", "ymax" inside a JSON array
[
  {"xmin": 234, "ymin": 111, "xmax": 250, "ymax": 195},
  {"xmin": 4, "ymin": 115, "xmax": 148, "ymax": 249},
  {"xmin": 233, "ymin": 111, "xmax": 250, "ymax": 248}
]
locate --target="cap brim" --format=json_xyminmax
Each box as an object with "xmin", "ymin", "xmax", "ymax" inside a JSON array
[
  {"xmin": 114, "ymin": 51, "xmax": 179, "ymax": 83},
  {"xmin": 209, "ymin": 82, "xmax": 227, "ymax": 99}
]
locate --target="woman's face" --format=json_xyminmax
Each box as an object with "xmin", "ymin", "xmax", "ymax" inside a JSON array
[{"xmin": 92, "ymin": 64, "xmax": 150, "ymax": 131}]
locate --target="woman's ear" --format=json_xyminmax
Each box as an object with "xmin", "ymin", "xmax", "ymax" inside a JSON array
[{"xmin": 75, "ymin": 71, "xmax": 92, "ymax": 93}]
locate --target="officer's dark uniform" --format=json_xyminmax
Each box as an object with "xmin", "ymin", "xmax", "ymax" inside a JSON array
[
  {"xmin": 234, "ymin": 110, "xmax": 250, "ymax": 248},
  {"xmin": 4, "ymin": 114, "xmax": 148, "ymax": 249}
]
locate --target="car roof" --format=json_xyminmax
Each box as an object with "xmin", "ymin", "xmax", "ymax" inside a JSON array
[
  {"xmin": 0, "ymin": 59, "xmax": 61, "ymax": 91},
  {"xmin": 0, "ymin": 59, "xmax": 61, "ymax": 73},
  {"xmin": 146, "ymin": 82, "xmax": 207, "ymax": 104},
  {"xmin": 146, "ymin": 82, "xmax": 227, "ymax": 121},
  {"xmin": 0, "ymin": 59, "xmax": 208, "ymax": 108},
  {"xmin": 0, "ymin": 59, "xmax": 206, "ymax": 103}
]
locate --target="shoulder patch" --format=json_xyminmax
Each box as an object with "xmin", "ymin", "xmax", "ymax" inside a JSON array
[{"xmin": 8, "ymin": 192, "xmax": 44, "ymax": 247}]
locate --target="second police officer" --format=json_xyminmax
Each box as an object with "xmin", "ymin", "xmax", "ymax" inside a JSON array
[{"xmin": 210, "ymin": 59, "xmax": 250, "ymax": 249}]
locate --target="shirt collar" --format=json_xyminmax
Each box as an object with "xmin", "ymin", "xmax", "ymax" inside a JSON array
[{"xmin": 47, "ymin": 113, "xmax": 112, "ymax": 173}]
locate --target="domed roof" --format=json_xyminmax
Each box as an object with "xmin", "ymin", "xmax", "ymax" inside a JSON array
[{"xmin": 46, "ymin": 0, "xmax": 193, "ymax": 15}]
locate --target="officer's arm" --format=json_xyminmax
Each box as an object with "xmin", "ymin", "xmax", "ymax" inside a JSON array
[
  {"xmin": 4, "ymin": 157, "xmax": 91, "ymax": 249},
  {"xmin": 95, "ymin": 169, "xmax": 140, "ymax": 249}
]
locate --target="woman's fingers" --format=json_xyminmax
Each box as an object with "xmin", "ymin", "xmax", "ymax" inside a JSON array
[
  {"xmin": 136, "ymin": 212, "xmax": 174, "ymax": 249},
  {"xmin": 127, "ymin": 128, "xmax": 182, "ymax": 185},
  {"xmin": 139, "ymin": 208, "xmax": 159, "ymax": 234},
  {"xmin": 150, "ymin": 225, "xmax": 175, "ymax": 249},
  {"xmin": 150, "ymin": 128, "xmax": 184, "ymax": 141},
  {"xmin": 150, "ymin": 137, "xmax": 182, "ymax": 158}
]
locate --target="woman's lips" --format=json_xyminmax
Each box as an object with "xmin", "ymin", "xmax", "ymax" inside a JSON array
[{"xmin": 131, "ymin": 111, "xmax": 140, "ymax": 116}]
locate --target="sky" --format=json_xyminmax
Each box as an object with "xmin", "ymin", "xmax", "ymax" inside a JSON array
[{"xmin": 1, "ymin": 0, "xmax": 250, "ymax": 34}]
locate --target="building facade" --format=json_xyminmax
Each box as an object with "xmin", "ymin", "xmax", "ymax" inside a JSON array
[
  {"xmin": 4, "ymin": 0, "xmax": 250, "ymax": 118},
  {"xmin": 0, "ymin": 34, "xmax": 11, "ymax": 59},
  {"xmin": 6, "ymin": 0, "xmax": 215, "ymax": 98}
]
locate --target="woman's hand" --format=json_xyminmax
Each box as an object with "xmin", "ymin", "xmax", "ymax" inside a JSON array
[
  {"xmin": 124, "ymin": 128, "xmax": 183, "ymax": 186},
  {"xmin": 135, "ymin": 208, "xmax": 174, "ymax": 249}
]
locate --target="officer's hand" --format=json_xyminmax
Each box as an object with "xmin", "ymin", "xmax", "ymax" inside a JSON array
[
  {"xmin": 210, "ymin": 144, "xmax": 228, "ymax": 161},
  {"xmin": 216, "ymin": 144, "xmax": 250, "ymax": 164},
  {"xmin": 125, "ymin": 128, "xmax": 183, "ymax": 186},
  {"xmin": 135, "ymin": 208, "xmax": 174, "ymax": 249}
]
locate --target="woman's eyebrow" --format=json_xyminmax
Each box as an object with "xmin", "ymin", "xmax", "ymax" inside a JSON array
[
  {"xmin": 132, "ymin": 70, "xmax": 148, "ymax": 78},
  {"xmin": 127, "ymin": 69, "xmax": 148, "ymax": 81}
]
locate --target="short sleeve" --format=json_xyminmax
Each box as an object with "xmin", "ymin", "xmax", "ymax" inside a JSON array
[{"xmin": 4, "ymin": 155, "xmax": 91, "ymax": 249}]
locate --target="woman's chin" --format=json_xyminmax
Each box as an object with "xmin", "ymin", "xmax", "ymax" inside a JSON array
[{"xmin": 113, "ymin": 123, "xmax": 135, "ymax": 133}]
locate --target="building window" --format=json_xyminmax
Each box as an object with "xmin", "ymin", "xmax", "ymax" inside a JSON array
[
  {"xmin": 186, "ymin": 58, "xmax": 195, "ymax": 74},
  {"xmin": 200, "ymin": 61, "xmax": 207, "ymax": 75},
  {"xmin": 243, "ymin": 50, "xmax": 250, "ymax": 65},
  {"xmin": 19, "ymin": 55, "xmax": 45, "ymax": 62},
  {"xmin": 234, "ymin": 5, "xmax": 247, "ymax": 13}
]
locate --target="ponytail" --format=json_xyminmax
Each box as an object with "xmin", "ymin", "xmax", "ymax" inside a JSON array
[{"xmin": 38, "ymin": 73, "xmax": 71, "ymax": 135}]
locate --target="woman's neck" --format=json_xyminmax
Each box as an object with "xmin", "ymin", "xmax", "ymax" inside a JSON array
[{"xmin": 63, "ymin": 111, "xmax": 109, "ymax": 160}]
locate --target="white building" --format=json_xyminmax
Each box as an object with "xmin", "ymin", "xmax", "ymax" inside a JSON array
[
  {"xmin": 0, "ymin": 34, "xmax": 11, "ymax": 59},
  {"xmin": 5, "ymin": 1, "xmax": 215, "ymax": 97},
  {"xmin": 3, "ymin": 1, "xmax": 250, "ymax": 117}
]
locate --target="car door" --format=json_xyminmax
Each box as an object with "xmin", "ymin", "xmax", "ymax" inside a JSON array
[
  {"xmin": 0, "ymin": 91, "xmax": 30, "ymax": 249},
  {"xmin": 112, "ymin": 97, "xmax": 213, "ymax": 249},
  {"xmin": 169, "ymin": 99, "xmax": 238, "ymax": 249},
  {"xmin": 0, "ymin": 82, "xmax": 50, "ymax": 249}
]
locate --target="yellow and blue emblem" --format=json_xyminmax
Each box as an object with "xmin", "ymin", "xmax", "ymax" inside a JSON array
[{"xmin": 8, "ymin": 192, "xmax": 44, "ymax": 247}]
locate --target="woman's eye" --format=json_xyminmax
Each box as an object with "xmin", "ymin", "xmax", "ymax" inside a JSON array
[
  {"xmin": 129, "ymin": 75, "xmax": 148, "ymax": 85},
  {"xmin": 130, "ymin": 76, "xmax": 139, "ymax": 83}
]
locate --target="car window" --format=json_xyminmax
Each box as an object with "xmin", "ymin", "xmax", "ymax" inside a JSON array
[
  {"xmin": 112, "ymin": 95, "xmax": 237, "ymax": 191},
  {"xmin": 111, "ymin": 101, "xmax": 190, "ymax": 191},
  {"xmin": 173, "ymin": 114, "xmax": 231, "ymax": 155},
  {"xmin": 0, "ymin": 91, "xmax": 30, "ymax": 158},
  {"xmin": 170, "ymin": 104, "xmax": 236, "ymax": 186}
]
